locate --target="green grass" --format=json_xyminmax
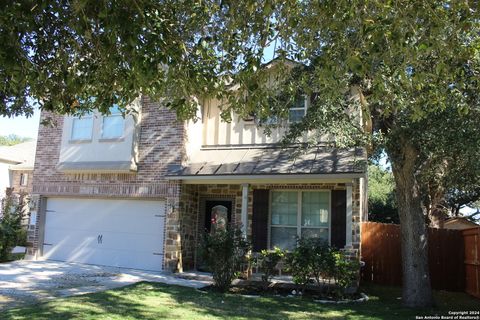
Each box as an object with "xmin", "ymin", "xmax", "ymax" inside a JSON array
[{"xmin": 2, "ymin": 282, "xmax": 478, "ymax": 320}]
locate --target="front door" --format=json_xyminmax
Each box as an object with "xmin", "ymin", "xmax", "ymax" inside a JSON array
[{"xmin": 204, "ymin": 200, "xmax": 233, "ymax": 232}]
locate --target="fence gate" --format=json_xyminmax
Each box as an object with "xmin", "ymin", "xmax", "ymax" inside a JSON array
[
  {"xmin": 360, "ymin": 222, "xmax": 465, "ymax": 291},
  {"xmin": 463, "ymin": 227, "xmax": 480, "ymax": 299}
]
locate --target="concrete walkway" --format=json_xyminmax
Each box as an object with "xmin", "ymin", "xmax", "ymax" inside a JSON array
[{"xmin": 0, "ymin": 260, "xmax": 211, "ymax": 310}]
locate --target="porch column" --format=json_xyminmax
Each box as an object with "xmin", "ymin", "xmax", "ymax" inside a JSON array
[
  {"xmin": 241, "ymin": 183, "xmax": 249, "ymax": 236},
  {"xmin": 345, "ymin": 184, "xmax": 353, "ymax": 248}
]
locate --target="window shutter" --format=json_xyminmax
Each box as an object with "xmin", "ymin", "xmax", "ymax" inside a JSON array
[
  {"xmin": 331, "ymin": 190, "xmax": 347, "ymax": 249},
  {"xmin": 252, "ymin": 189, "xmax": 270, "ymax": 252}
]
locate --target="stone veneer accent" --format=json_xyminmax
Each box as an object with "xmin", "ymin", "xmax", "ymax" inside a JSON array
[{"xmin": 171, "ymin": 181, "xmax": 362, "ymax": 271}]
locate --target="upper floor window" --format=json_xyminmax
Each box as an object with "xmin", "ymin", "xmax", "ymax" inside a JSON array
[
  {"xmin": 288, "ymin": 96, "xmax": 307, "ymax": 123},
  {"xmin": 71, "ymin": 113, "xmax": 93, "ymax": 141},
  {"xmin": 101, "ymin": 105, "xmax": 124, "ymax": 139}
]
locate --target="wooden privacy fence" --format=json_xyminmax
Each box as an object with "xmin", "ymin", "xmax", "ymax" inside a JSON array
[
  {"xmin": 361, "ymin": 222, "xmax": 465, "ymax": 292},
  {"xmin": 463, "ymin": 227, "xmax": 480, "ymax": 299}
]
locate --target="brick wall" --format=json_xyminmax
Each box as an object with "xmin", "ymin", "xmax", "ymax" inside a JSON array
[
  {"xmin": 10, "ymin": 170, "xmax": 33, "ymax": 195},
  {"xmin": 32, "ymin": 96, "xmax": 185, "ymax": 195},
  {"xmin": 30, "ymin": 96, "xmax": 186, "ymax": 268}
]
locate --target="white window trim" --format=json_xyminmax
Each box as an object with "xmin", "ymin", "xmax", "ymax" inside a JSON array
[
  {"xmin": 288, "ymin": 95, "xmax": 308, "ymax": 124},
  {"xmin": 70, "ymin": 114, "xmax": 94, "ymax": 141},
  {"xmin": 100, "ymin": 110, "xmax": 125, "ymax": 139},
  {"xmin": 20, "ymin": 173, "xmax": 28, "ymax": 186},
  {"xmin": 268, "ymin": 189, "xmax": 332, "ymax": 250}
]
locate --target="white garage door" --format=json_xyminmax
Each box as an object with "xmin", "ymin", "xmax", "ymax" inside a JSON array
[{"xmin": 43, "ymin": 198, "xmax": 165, "ymax": 271}]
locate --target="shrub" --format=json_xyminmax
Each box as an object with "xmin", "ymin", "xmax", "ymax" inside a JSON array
[
  {"xmin": 0, "ymin": 194, "xmax": 27, "ymax": 261},
  {"xmin": 286, "ymin": 237, "xmax": 333, "ymax": 288},
  {"xmin": 332, "ymin": 251, "xmax": 361, "ymax": 294},
  {"xmin": 258, "ymin": 247, "xmax": 285, "ymax": 282},
  {"xmin": 200, "ymin": 224, "xmax": 250, "ymax": 292},
  {"xmin": 285, "ymin": 237, "xmax": 360, "ymax": 297}
]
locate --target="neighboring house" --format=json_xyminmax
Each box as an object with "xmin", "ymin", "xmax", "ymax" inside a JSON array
[
  {"xmin": 0, "ymin": 141, "xmax": 36, "ymax": 199},
  {"xmin": 29, "ymin": 86, "xmax": 368, "ymax": 272},
  {"xmin": 443, "ymin": 217, "xmax": 479, "ymax": 230}
]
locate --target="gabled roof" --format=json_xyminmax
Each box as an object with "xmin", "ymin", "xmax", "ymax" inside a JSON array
[
  {"xmin": 168, "ymin": 146, "xmax": 366, "ymax": 179},
  {"xmin": 0, "ymin": 141, "xmax": 37, "ymax": 170},
  {"xmin": 444, "ymin": 217, "xmax": 479, "ymax": 227}
]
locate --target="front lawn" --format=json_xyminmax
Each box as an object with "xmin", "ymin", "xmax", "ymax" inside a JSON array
[{"xmin": 2, "ymin": 282, "xmax": 478, "ymax": 320}]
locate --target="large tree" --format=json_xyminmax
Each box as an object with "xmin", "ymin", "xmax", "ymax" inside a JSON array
[{"xmin": 1, "ymin": 0, "xmax": 479, "ymax": 308}]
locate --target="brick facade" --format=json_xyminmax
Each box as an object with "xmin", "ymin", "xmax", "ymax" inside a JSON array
[
  {"xmin": 32, "ymin": 96, "xmax": 184, "ymax": 195},
  {"xmin": 30, "ymin": 95, "xmax": 365, "ymax": 272},
  {"xmin": 30, "ymin": 97, "xmax": 186, "ymax": 268},
  {"xmin": 10, "ymin": 170, "xmax": 33, "ymax": 195}
]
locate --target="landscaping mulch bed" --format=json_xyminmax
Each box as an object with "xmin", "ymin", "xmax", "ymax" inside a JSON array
[{"xmin": 199, "ymin": 279, "xmax": 364, "ymax": 302}]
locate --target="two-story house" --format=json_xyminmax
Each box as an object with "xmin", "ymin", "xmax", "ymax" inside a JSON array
[{"xmin": 28, "ymin": 78, "xmax": 367, "ymax": 272}]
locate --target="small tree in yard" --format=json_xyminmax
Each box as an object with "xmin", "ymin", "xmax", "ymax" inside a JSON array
[
  {"xmin": 0, "ymin": 193, "xmax": 28, "ymax": 261},
  {"xmin": 200, "ymin": 224, "xmax": 250, "ymax": 292}
]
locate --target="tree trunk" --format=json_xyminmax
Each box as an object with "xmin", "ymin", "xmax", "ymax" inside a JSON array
[{"xmin": 389, "ymin": 143, "xmax": 433, "ymax": 308}]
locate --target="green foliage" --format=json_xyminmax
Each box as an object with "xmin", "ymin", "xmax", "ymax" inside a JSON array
[
  {"xmin": 285, "ymin": 238, "xmax": 359, "ymax": 296},
  {"xmin": 257, "ymin": 247, "xmax": 285, "ymax": 282},
  {"xmin": 368, "ymin": 164, "xmax": 399, "ymax": 223},
  {"xmin": 0, "ymin": 134, "xmax": 32, "ymax": 146},
  {"xmin": 0, "ymin": 195, "xmax": 27, "ymax": 261},
  {"xmin": 0, "ymin": 1, "xmax": 278, "ymax": 119},
  {"xmin": 200, "ymin": 225, "xmax": 250, "ymax": 292},
  {"xmin": 332, "ymin": 251, "xmax": 361, "ymax": 294}
]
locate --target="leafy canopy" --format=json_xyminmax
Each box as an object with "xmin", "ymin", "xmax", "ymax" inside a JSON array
[
  {"xmin": 2, "ymin": 1, "xmax": 479, "ymax": 150},
  {"xmin": 0, "ymin": 134, "xmax": 32, "ymax": 146},
  {"xmin": 367, "ymin": 164, "xmax": 398, "ymax": 223}
]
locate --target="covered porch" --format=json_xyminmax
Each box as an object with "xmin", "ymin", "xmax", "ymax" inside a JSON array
[{"xmin": 164, "ymin": 147, "xmax": 367, "ymax": 272}]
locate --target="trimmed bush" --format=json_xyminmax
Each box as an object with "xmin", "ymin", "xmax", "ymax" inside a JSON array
[
  {"xmin": 285, "ymin": 237, "xmax": 360, "ymax": 297},
  {"xmin": 200, "ymin": 224, "xmax": 250, "ymax": 292},
  {"xmin": 257, "ymin": 247, "xmax": 285, "ymax": 282}
]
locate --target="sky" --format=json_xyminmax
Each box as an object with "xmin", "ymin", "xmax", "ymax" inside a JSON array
[{"xmin": 0, "ymin": 108, "xmax": 40, "ymax": 139}]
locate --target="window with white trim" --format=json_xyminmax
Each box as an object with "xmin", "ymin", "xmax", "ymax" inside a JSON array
[
  {"xmin": 288, "ymin": 96, "xmax": 307, "ymax": 123},
  {"xmin": 101, "ymin": 105, "xmax": 124, "ymax": 139},
  {"xmin": 20, "ymin": 173, "xmax": 28, "ymax": 186},
  {"xmin": 71, "ymin": 113, "xmax": 93, "ymax": 141},
  {"xmin": 270, "ymin": 190, "xmax": 330, "ymax": 250}
]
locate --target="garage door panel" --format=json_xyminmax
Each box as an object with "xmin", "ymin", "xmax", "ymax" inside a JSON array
[
  {"xmin": 44, "ymin": 228, "xmax": 97, "ymax": 249},
  {"xmin": 93, "ymin": 232, "xmax": 164, "ymax": 252},
  {"xmin": 45, "ymin": 199, "xmax": 165, "ymax": 235},
  {"xmin": 45, "ymin": 244, "xmax": 163, "ymax": 271},
  {"xmin": 44, "ymin": 198, "xmax": 165, "ymax": 271}
]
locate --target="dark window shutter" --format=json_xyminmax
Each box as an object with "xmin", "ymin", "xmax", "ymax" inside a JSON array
[
  {"xmin": 331, "ymin": 190, "xmax": 347, "ymax": 249},
  {"xmin": 252, "ymin": 189, "xmax": 270, "ymax": 252}
]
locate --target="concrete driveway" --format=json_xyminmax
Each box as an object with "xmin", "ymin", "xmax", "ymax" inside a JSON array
[{"xmin": 0, "ymin": 260, "xmax": 210, "ymax": 310}]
